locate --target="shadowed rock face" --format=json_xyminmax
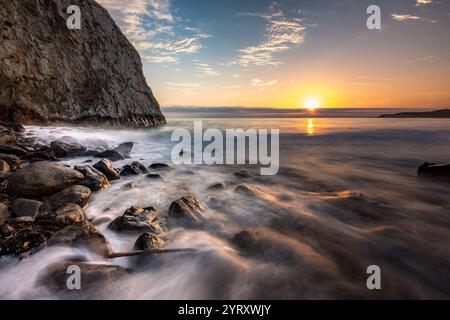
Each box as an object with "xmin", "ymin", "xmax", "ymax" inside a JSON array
[{"xmin": 0, "ymin": 0, "xmax": 166, "ymax": 127}]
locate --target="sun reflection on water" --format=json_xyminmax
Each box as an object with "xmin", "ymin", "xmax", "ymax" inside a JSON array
[{"xmin": 307, "ymin": 118, "xmax": 315, "ymax": 135}]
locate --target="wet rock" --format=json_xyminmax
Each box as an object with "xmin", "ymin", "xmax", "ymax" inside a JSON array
[
  {"xmin": 0, "ymin": 221, "xmax": 50, "ymax": 256},
  {"xmin": 148, "ymin": 163, "xmax": 170, "ymax": 170},
  {"xmin": 21, "ymin": 150, "xmax": 58, "ymax": 162},
  {"xmin": 11, "ymin": 198, "xmax": 44, "ymax": 217},
  {"xmin": 122, "ymin": 182, "xmax": 138, "ymax": 189},
  {"xmin": 49, "ymin": 140, "xmax": 86, "ymax": 158},
  {"xmin": 234, "ymin": 170, "xmax": 251, "ymax": 179},
  {"xmin": 8, "ymin": 161, "xmax": 84, "ymax": 198},
  {"xmin": 2, "ymin": 123, "xmax": 25, "ymax": 133},
  {"xmin": 168, "ymin": 195, "xmax": 205, "ymax": 228},
  {"xmin": 92, "ymin": 216, "xmax": 113, "ymax": 226},
  {"xmin": 134, "ymin": 232, "xmax": 164, "ymax": 250},
  {"xmin": 0, "ymin": 160, "xmax": 10, "ymax": 177},
  {"xmin": 109, "ymin": 206, "xmax": 163, "ymax": 234},
  {"xmin": 208, "ymin": 182, "xmax": 226, "ymax": 191},
  {"xmin": 120, "ymin": 162, "xmax": 148, "ymax": 176},
  {"xmin": 233, "ymin": 230, "xmax": 259, "ymax": 251},
  {"xmin": 44, "ymin": 185, "xmax": 91, "ymax": 211},
  {"xmin": 94, "ymin": 150, "xmax": 125, "ymax": 162},
  {"xmin": 40, "ymin": 261, "xmax": 129, "ymax": 294},
  {"xmin": 0, "ymin": 144, "xmax": 28, "ymax": 157},
  {"xmin": 146, "ymin": 173, "xmax": 162, "ymax": 180},
  {"xmin": 418, "ymin": 162, "xmax": 450, "ymax": 180},
  {"xmin": 93, "ymin": 159, "xmax": 120, "ymax": 181},
  {"xmin": 0, "ymin": 202, "xmax": 9, "ymax": 224},
  {"xmin": 0, "ymin": 126, "xmax": 16, "ymax": 144},
  {"xmin": 74, "ymin": 165, "xmax": 110, "ymax": 192},
  {"xmin": 114, "ymin": 142, "xmax": 134, "ymax": 155},
  {"xmin": 0, "ymin": 153, "xmax": 21, "ymax": 170},
  {"xmin": 53, "ymin": 204, "xmax": 86, "ymax": 227},
  {"xmin": 235, "ymin": 184, "xmax": 256, "ymax": 196}
]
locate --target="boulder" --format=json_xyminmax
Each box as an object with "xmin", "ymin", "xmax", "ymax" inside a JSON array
[
  {"xmin": 21, "ymin": 150, "xmax": 58, "ymax": 162},
  {"xmin": 148, "ymin": 163, "xmax": 170, "ymax": 170},
  {"xmin": 120, "ymin": 162, "xmax": 148, "ymax": 176},
  {"xmin": 74, "ymin": 165, "xmax": 110, "ymax": 191},
  {"xmin": 208, "ymin": 182, "xmax": 226, "ymax": 191},
  {"xmin": 234, "ymin": 184, "xmax": 256, "ymax": 196},
  {"xmin": 109, "ymin": 206, "xmax": 163, "ymax": 234},
  {"xmin": 114, "ymin": 142, "xmax": 134, "ymax": 155},
  {"xmin": 8, "ymin": 161, "xmax": 84, "ymax": 198},
  {"xmin": 146, "ymin": 173, "xmax": 163, "ymax": 180},
  {"xmin": 11, "ymin": 198, "xmax": 44, "ymax": 217},
  {"xmin": 418, "ymin": 162, "xmax": 450, "ymax": 180},
  {"xmin": 0, "ymin": 153, "xmax": 21, "ymax": 170},
  {"xmin": 93, "ymin": 159, "xmax": 120, "ymax": 181},
  {"xmin": 49, "ymin": 140, "xmax": 86, "ymax": 158},
  {"xmin": 44, "ymin": 185, "xmax": 92, "ymax": 211},
  {"xmin": 0, "ymin": 144, "xmax": 28, "ymax": 157},
  {"xmin": 53, "ymin": 204, "xmax": 86, "ymax": 227},
  {"xmin": 94, "ymin": 150, "xmax": 125, "ymax": 162},
  {"xmin": 168, "ymin": 195, "xmax": 205, "ymax": 228},
  {"xmin": 0, "ymin": 126, "xmax": 15, "ymax": 144},
  {"xmin": 0, "ymin": 160, "xmax": 10, "ymax": 176},
  {"xmin": 134, "ymin": 232, "xmax": 164, "ymax": 250},
  {"xmin": 234, "ymin": 170, "xmax": 251, "ymax": 179},
  {"xmin": 232, "ymin": 230, "xmax": 259, "ymax": 251},
  {"xmin": 0, "ymin": 202, "xmax": 9, "ymax": 225}
]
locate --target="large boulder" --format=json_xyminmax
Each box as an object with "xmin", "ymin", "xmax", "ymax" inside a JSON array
[
  {"xmin": 418, "ymin": 162, "xmax": 450, "ymax": 180},
  {"xmin": 120, "ymin": 162, "xmax": 148, "ymax": 176},
  {"xmin": 148, "ymin": 163, "xmax": 170, "ymax": 170},
  {"xmin": 74, "ymin": 165, "xmax": 110, "ymax": 191},
  {"xmin": 0, "ymin": 126, "xmax": 15, "ymax": 144},
  {"xmin": 44, "ymin": 185, "xmax": 92, "ymax": 211},
  {"xmin": 94, "ymin": 150, "xmax": 125, "ymax": 162},
  {"xmin": 114, "ymin": 142, "xmax": 134, "ymax": 155},
  {"xmin": 0, "ymin": 153, "xmax": 21, "ymax": 170},
  {"xmin": 8, "ymin": 161, "xmax": 84, "ymax": 198},
  {"xmin": 11, "ymin": 198, "xmax": 44, "ymax": 217},
  {"xmin": 0, "ymin": 144, "xmax": 28, "ymax": 157},
  {"xmin": 109, "ymin": 206, "xmax": 163, "ymax": 234},
  {"xmin": 49, "ymin": 140, "xmax": 86, "ymax": 158},
  {"xmin": 168, "ymin": 195, "xmax": 205, "ymax": 228},
  {"xmin": 93, "ymin": 160, "xmax": 120, "ymax": 181},
  {"xmin": 134, "ymin": 232, "xmax": 165, "ymax": 250}
]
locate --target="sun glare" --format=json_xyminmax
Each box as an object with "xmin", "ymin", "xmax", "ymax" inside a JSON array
[{"xmin": 304, "ymin": 97, "xmax": 321, "ymax": 111}]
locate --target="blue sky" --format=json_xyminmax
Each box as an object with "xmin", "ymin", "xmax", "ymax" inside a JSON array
[{"xmin": 97, "ymin": 0, "xmax": 450, "ymax": 109}]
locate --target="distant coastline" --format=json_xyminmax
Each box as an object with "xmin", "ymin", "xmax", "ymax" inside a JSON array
[{"xmin": 378, "ymin": 109, "xmax": 450, "ymax": 119}]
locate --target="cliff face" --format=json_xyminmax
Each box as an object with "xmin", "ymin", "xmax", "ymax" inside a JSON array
[{"xmin": 0, "ymin": 0, "xmax": 166, "ymax": 127}]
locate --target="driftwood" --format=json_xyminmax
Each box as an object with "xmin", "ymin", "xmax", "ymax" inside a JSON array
[{"xmin": 108, "ymin": 248, "xmax": 198, "ymax": 259}]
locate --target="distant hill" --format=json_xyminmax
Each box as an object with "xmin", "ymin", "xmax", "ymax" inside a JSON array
[{"xmin": 378, "ymin": 109, "xmax": 450, "ymax": 118}]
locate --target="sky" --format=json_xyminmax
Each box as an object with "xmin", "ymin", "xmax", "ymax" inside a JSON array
[{"xmin": 96, "ymin": 0, "xmax": 450, "ymax": 109}]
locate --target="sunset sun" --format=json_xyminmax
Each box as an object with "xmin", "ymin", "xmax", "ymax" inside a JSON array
[{"xmin": 304, "ymin": 97, "xmax": 321, "ymax": 111}]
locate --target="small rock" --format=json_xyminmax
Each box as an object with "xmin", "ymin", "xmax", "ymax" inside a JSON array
[
  {"xmin": 233, "ymin": 230, "xmax": 258, "ymax": 251},
  {"xmin": 109, "ymin": 206, "xmax": 163, "ymax": 234},
  {"xmin": 146, "ymin": 173, "xmax": 162, "ymax": 180},
  {"xmin": 0, "ymin": 202, "xmax": 9, "ymax": 225},
  {"xmin": 0, "ymin": 126, "xmax": 16, "ymax": 144},
  {"xmin": 148, "ymin": 163, "xmax": 170, "ymax": 170},
  {"xmin": 114, "ymin": 142, "xmax": 134, "ymax": 155},
  {"xmin": 8, "ymin": 161, "xmax": 84, "ymax": 198},
  {"xmin": 50, "ymin": 140, "xmax": 86, "ymax": 158},
  {"xmin": 234, "ymin": 170, "xmax": 251, "ymax": 179},
  {"xmin": 122, "ymin": 182, "xmax": 138, "ymax": 189},
  {"xmin": 44, "ymin": 185, "xmax": 92, "ymax": 211},
  {"xmin": 0, "ymin": 159, "xmax": 10, "ymax": 175},
  {"xmin": 94, "ymin": 150, "xmax": 125, "ymax": 162},
  {"xmin": 168, "ymin": 195, "xmax": 205, "ymax": 228},
  {"xmin": 92, "ymin": 216, "xmax": 113, "ymax": 226},
  {"xmin": 120, "ymin": 162, "xmax": 148, "ymax": 176},
  {"xmin": 208, "ymin": 182, "xmax": 226, "ymax": 191},
  {"xmin": 75, "ymin": 165, "xmax": 110, "ymax": 191},
  {"xmin": 11, "ymin": 198, "xmax": 44, "ymax": 217},
  {"xmin": 93, "ymin": 159, "xmax": 120, "ymax": 181},
  {"xmin": 134, "ymin": 232, "xmax": 164, "ymax": 250},
  {"xmin": 0, "ymin": 144, "xmax": 28, "ymax": 157},
  {"xmin": 53, "ymin": 204, "xmax": 86, "ymax": 227},
  {"xmin": 0, "ymin": 153, "xmax": 21, "ymax": 170},
  {"xmin": 235, "ymin": 184, "xmax": 256, "ymax": 196}
]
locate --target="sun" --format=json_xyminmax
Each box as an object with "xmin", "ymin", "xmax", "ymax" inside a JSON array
[{"xmin": 304, "ymin": 97, "xmax": 321, "ymax": 111}]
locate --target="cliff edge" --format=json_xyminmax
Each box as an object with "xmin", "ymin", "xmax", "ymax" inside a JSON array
[{"xmin": 0, "ymin": 0, "xmax": 166, "ymax": 127}]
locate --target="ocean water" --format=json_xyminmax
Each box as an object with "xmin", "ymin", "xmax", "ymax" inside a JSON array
[{"xmin": 1, "ymin": 118, "xmax": 450, "ymax": 299}]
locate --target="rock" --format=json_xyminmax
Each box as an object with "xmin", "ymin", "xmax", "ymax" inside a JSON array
[
  {"xmin": 92, "ymin": 216, "xmax": 113, "ymax": 226},
  {"xmin": 418, "ymin": 162, "xmax": 450, "ymax": 180},
  {"xmin": 21, "ymin": 150, "xmax": 58, "ymax": 162},
  {"xmin": 74, "ymin": 165, "xmax": 110, "ymax": 191},
  {"xmin": 93, "ymin": 159, "xmax": 120, "ymax": 181},
  {"xmin": 0, "ymin": 153, "xmax": 21, "ymax": 170},
  {"xmin": 8, "ymin": 161, "xmax": 84, "ymax": 198},
  {"xmin": 234, "ymin": 170, "xmax": 251, "ymax": 179},
  {"xmin": 146, "ymin": 173, "xmax": 163, "ymax": 180},
  {"xmin": 49, "ymin": 140, "xmax": 86, "ymax": 158},
  {"xmin": 208, "ymin": 182, "xmax": 226, "ymax": 191},
  {"xmin": 109, "ymin": 206, "xmax": 163, "ymax": 234},
  {"xmin": 120, "ymin": 162, "xmax": 148, "ymax": 176},
  {"xmin": 44, "ymin": 185, "xmax": 92, "ymax": 211},
  {"xmin": 168, "ymin": 195, "xmax": 205, "ymax": 228},
  {"xmin": 235, "ymin": 184, "xmax": 256, "ymax": 196},
  {"xmin": 0, "ymin": 0, "xmax": 165, "ymax": 127},
  {"xmin": 94, "ymin": 150, "xmax": 125, "ymax": 162},
  {"xmin": 0, "ymin": 144, "xmax": 28, "ymax": 157},
  {"xmin": 0, "ymin": 202, "xmax": 9, "ymax": 225},
  {"xmin": 0, "ymin": 126, "xmax": 15, "ymax": 144},
  {"xmin": 233, "ymin": 230, "xmax": 259, "ymax": 251},
  {"xmin": 134, "ymin": 232, "xmax": 164, "ymax": 250},
  {"xmin": 148, "ymin": 163, "xmax": 170, "ymax": 170},
  {"xmin": 11, "ymin": 198, "xmax": 44, "ymax": 217},
  {"xmin": 40, "ymin": 261, "xmax": 129, "ymax": 294},
  {"xmin": 122, "ymin": 182, "xmax": 138, "ymax": 189},
  {"xmin": 2, "ymin": 123, "xmax": 25, "ymax": 133},
  {"xmin": 114, "ymin": 142, "xmax": 134, "ymax": 155},
  {"xmin": 53, "ymin": 204, "xmax": 86, "ymax": 227},
  {"xmin": 0, "ymin": 160, "xmax": 10, "ymax": 176}
]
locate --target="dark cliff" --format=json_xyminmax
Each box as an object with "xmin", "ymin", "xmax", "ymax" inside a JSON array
[{"xmin": 0, "ymin": 0, "xmax": 166, "ymax": 127}]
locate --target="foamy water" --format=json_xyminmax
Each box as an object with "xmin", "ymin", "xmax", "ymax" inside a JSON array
[{"xmin": 1, "ymin": 118, "xmax": 450, "ymax": 299}]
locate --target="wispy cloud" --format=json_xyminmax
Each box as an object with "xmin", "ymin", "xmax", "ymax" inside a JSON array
[
  {"xmin": 97, "ymin": 0, "xmax": 209, "ymax": 63},
  {"xmin": 251, "ymin": 78, "xmax": 278, "ymax": 91},
  {"xmin": 415, "ymin": 0, "xmax": 433, "ymax": 6},
  {"xmin": 195, "ymin": 63, "xmax": 220, "ymax": 76},
  {"xmin": 165, "ymin": 82, "xmax": 201, "ymax": 95},
  {"xmin": 405, "ymin": 51, "xmax": 450, "ymax": 64},
  {"xmin": 233, "ymin": 2, "xmax": 306, "ymax": 67},
  {"xmin": 391, "ymin": 14, "xmax": 423, "ymax": 21}
]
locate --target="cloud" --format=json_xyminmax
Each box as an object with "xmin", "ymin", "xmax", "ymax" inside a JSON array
[
  {"xmin": 405, "ymin": 51, "xmax": 450, "ymax": 64},
  {"xmin": 251, "ymin": 78, "xmax": 278, "ymax": 91},
  {"xmin": 391, "ymin": 14, "xmax": 423, "ymax": 21},
  {"xmin": 165, "ymin": 82, "xmax": 201, "ymax": 95},
  {"xmin": 195, "ymin": 63, "xmax": 220, "ymax": 76},
  {"xmin": 97, "ymin": 0, "xmax": 209, "ymax": 63},
  {"xmin": 233, "ymin": 2, "xmax": 306, "ymax": 67},
  {"xmin": 415, "ymin": 0, "xmax": 433, "ymax": 6}
]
